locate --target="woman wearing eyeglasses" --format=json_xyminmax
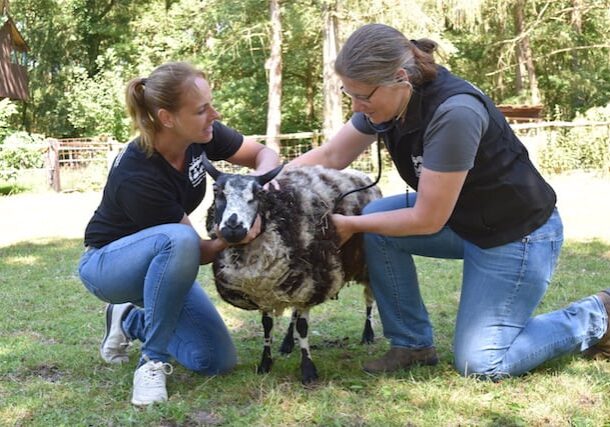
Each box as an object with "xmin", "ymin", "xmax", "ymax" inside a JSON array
[{"xmin": 290, "ymin": 23, "xmax": 610, "ymax": 379}]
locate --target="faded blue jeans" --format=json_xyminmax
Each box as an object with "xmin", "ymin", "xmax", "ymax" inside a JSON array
[
  {"xmin": 363, "ymin": 193, "xmax": 608, "ymax": 378},
  {"xmin": 78, "ymin": 223, "xmax": 237, "ymax": 375}
]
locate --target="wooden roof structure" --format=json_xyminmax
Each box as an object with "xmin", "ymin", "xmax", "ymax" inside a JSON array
[
  {"xmin": 498, "ymin": 104, "xmax": 544, "ymax": 123},
  {"xmin": 1, "ymin": 0, "xmax": 29, "ymax": 100},
  {"xmin": 2, "ymin": 17, "xmax": 27, "ymax": 50}
]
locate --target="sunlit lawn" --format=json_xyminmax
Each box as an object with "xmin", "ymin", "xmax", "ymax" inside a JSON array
[{"xmin": 1, "ymin": 237, "xmax": 610, "ymax": 426}]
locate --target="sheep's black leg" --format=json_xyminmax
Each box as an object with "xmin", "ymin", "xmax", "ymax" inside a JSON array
[
  {"xmin": 361, "ymin": 305, "xmax": 375, "ymax": 344},
  {"xmin": 257, "ymin": 312, "xmax": 274, "ymax": 374},
  {"xmin": 361, "ymin": 286, "xmax": 375, "ymax": 344},
  {"xmin": 296, "ymin": 310, "xmax": 318, "ymax": 385},
  {"xmin": 279, "ymin": 310, "xmax": 297, "ymax": 354}
]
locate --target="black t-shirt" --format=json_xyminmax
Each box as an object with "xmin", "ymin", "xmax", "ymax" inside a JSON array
[{"xmin": 84, "ymin": 121, "xmax": 243, "ymax": 248}]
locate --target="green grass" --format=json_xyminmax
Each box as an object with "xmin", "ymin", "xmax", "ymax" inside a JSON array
[{"xmin": 1, "ymin": 238, "xmax": 610, "ymax": 426}]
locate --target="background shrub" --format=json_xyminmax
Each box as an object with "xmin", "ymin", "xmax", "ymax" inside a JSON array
[
  {"xmin": 0, "ymin": 132, "xmax": 46, "ymax": 184},
  {"xmin": 539, "ymin": 105, "xmax": 610, "ymax": 175}
]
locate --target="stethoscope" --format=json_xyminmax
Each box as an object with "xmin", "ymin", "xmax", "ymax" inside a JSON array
[
  {"xmin": 332, "ymin": 124, "xmax": 388, "ymax": 210},
  {"xmin": 333, "ymin": 85, "xmax": 414, "ymax": 210}
]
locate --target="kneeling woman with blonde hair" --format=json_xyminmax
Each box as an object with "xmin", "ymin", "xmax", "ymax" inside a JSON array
[{"xmin": 78, "ymin": 62, "xmax": 279, "ymax": 405}]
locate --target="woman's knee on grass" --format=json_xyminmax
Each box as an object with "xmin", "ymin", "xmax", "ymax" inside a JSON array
[
  {"xmin": 188, "ymin": 346, "xmax": 237, "ymax": 375},
  {"xmin": 453, "ymin": 347, "xmax": 510, "ymax": 380}
]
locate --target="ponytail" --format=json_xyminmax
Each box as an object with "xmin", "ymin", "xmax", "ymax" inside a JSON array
[
  {"xmin": 124, "ymin": 62, "xmax": 207, "ymax": 157},
  {"xmin": 125, "ymin": 77, "xmax": 158, "ymax": 156}
]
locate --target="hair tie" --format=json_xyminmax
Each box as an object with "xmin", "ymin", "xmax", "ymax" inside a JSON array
[{"xmin": 410, "ymin": 39, "xmax": 420, "ymax": 49}]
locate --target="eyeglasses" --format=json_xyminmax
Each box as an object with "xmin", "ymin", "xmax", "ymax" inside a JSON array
[{"xmin": 340, "ymin": 85, "xmax": 380, "ymax": 103}]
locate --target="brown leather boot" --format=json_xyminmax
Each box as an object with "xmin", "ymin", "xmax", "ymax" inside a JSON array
[
  {"xmin": 584, "ymin": 289, "xmax": 610, "ymax": 360},
  {"xmin": 363, "ymin": 346, "xmax": 439, "ymax": 373}
]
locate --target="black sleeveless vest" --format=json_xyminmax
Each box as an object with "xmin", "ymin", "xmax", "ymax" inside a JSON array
[{"xmin": 384, "ymin": 66, "xmax": 556, "ymax": 248}]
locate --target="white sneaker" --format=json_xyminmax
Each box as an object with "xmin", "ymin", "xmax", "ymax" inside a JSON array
[
  {"xmin": 100, "ymin": 303, "xmax": 134, "ymax": 364},
  {"xmin": 131, "ymin": 359, "xmax": 173, "ymax": 405}
]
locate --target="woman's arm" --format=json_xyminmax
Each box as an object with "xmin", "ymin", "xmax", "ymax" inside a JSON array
[
  {"xmin": 179, "ymin": 214, "xmax": 226, "ymax": 265},
  {"xmin": 226, "ymin": 137, "xmax": 280, "ymax": 173},
  {"xmin": 333, "ymin": 167, "xmax": 468, "ymax": 244},
  {"xmin": 333, "ymin": 96, "xmax": 486, "ymax": 244},
  {"xmin": 289, "ymin": 121, "xmax": 376, "ymax": 170}
]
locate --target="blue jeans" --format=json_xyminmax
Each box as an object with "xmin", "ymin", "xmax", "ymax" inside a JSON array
[
  {"xmin": 363, "ymin": 193, "xmax": 608, "ymax": 378},
  {"xmin": 78, "ymin": 223, "xmax": 237, "ymax": 375}
]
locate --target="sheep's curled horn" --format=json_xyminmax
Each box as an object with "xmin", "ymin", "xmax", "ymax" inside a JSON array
[{"xmin": 201, "ymin": 152, "xmax": 284, "ymax": 186}]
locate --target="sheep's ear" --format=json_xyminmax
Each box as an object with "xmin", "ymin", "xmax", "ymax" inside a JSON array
[
  {"xmin": 201, "ymin": 152, "xmax": 221, "ymax": 181},
  {"xmin": 255, "ymin": 164, "xmax": 284, "ymax": 186}
]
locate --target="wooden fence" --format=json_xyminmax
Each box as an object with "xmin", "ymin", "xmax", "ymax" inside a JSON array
[
  {"xmin": 45, "ymin": 137, "xmax": 123, "ymax": 192},
  {"xmin": 2, "ymin": 121, "xmax": 609, "ymax": 192},
  {"xmin": 39, "ymin": 133, "xmax": 337, "ymax": 192}
]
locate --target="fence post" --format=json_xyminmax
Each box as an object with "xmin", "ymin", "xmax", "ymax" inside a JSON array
[
  {"xmin": 107, "ymin": 138, "xmax": 121, "ymax": 170},
  {"xmin": 312, "ymin": 130, "xmax": 320, "ymax": 148},
  {"xmin": 606, "ymin": 123, "xmax": 610, "ymax": 173},
  {"xmin": 46, "ymin": 138, "xmax": 61, "ymax": 192}
]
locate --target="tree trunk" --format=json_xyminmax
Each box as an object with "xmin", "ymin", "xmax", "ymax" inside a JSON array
[
  {"xmin": 513, "ymin": 42, "xmax": 525, "ymax": 94},
  {"xmin": 571, "ymin": 0, "xmax": 583, "ymax": 33},
  {"xmin": 305, "ymin": 64, "xmax": 315, "ymax": 122},
  {"xmin": 265, "ymin": 0, "xmax": 282, "ymax": 153},
  {"xmin": 512, "ymin": 4, "xmax": 525, "ymax": 95},
  {"xmin": 570, "ymin": 0, "xmax": 583, "ymax": 108},
  {"xmin": 513, "ymin": 0, "xmax": 540, "ymax": 104},
  {"xmin": 322, "ymin": 0, "xmax": 342, "ymax": 142}
]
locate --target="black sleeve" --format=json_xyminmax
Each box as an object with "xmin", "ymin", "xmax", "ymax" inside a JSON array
[
  {"xmin": 203, "ymin": 121, "xmax": 244, "ymax": 161},
  {"xmin": 115, "ymin": 176, "xmax": 185, "ymax": 228}
]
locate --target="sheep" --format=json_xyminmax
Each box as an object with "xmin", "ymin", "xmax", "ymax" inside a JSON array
[{"xmin": 202, "ymin": 156, "xmax": 382, "ymax": 384}]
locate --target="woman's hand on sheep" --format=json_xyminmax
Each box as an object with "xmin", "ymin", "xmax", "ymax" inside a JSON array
[
  {"xmin": 331, "ymin": 213, "xmax": 355, "ymax": 246},
  {"xmin": 241, "ymin": 214, "xmax": 263, "ymax": 244},
  {"xmin": 211, "ymin": 215, "xmax": 263, "ymax": 248},
  {"xmin": 263, "ymin": 179, "xmax": 280, "ymax": 191}
]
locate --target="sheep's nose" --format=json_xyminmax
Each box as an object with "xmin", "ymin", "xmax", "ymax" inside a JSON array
[
  {"xmin": 220, "ymin": 213, "xmax": 247, "ymax": 243},
  {"xmin": 226, "ymin": 213, "xmax": 239, "ymax": 228}
]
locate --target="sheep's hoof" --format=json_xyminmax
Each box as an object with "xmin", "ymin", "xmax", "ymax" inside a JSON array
[
  {"xmin": 257, "ymin": 357, "xmax": 273, "ymax": 374},
  {"xmin": 361, "ymin": 321, "xmax": 375, "ymax": 344},
  {"xmin": 301, "ymin": 359, "xmax": 318, "ymax": 385},
  {"xmin": 361, "ymin": 332, "xmax": 375, "ymax": 344},
  {"xmin": 279, "ymin": 336, "xmax": 295, "ymax": 354}
]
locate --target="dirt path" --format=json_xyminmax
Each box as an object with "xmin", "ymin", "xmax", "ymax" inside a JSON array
[
  {"xmin": 548, "ymin": 171, "xmax": 610, "ymax": 243},
  {"xmin": 1, "ymin": 171, "xmax": 609, "ymax": 247}
]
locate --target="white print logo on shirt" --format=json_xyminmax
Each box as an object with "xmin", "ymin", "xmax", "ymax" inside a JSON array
[
  {"xmin": 412, "ymin": 155, "xmax": 423, "ymax": 178},
  {"xmin": 113, "ymin": 146, "xmax": 127, "ymax": 168},
  {"xmin": 188, "ymin": 154, "xmax": 206, "ymax": 187}
]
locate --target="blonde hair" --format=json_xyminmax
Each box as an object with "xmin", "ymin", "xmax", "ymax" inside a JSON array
[
  {"xmin": 125, "ymin": 62, "xmax": 206, "ymax": 156},
  {"xmin": 335, "ymin": 23, "xmax": 438, "ymax": 87}
]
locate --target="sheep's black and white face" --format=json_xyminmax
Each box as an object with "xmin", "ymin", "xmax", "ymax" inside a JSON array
[
  {"xmin": 212, "ymin": 175, "xmax": 262, "ymax": 244},
  {"xmin": 201, "ymin": 153, "xmax": 284, "ymax": 244}
]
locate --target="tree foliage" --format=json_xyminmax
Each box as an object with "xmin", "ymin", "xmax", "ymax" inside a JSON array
[
  {"xmin": 444, "ymin": 0, "xmax": 610, "ymax": 118},
  {"xmin": 0, "ymin": 98, "xmax": 18, "ymax": 141},
  {"xmin": 5, "ymin": 0, "xmax": 610, "ymax": 142}
]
